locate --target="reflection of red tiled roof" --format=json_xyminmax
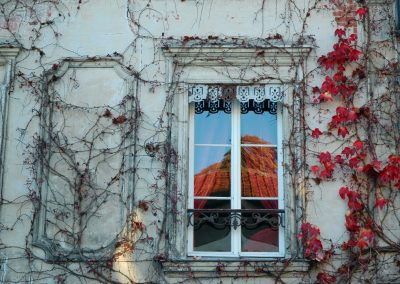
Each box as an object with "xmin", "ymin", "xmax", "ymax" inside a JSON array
[
  {"xmin": 194, "ymin": 153, "xmax": 230, "ymax": 198},
  {"xmin": 194, "ymin": 135, "xmax": 277, "ymax": 201}
]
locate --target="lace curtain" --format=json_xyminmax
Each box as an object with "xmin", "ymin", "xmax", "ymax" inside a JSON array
[{"xmin": 189, "ymin": 84, "xmax": 284, "ymax": 115}]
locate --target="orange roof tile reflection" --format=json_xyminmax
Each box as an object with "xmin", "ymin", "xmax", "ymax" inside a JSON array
[{"xmin": 194, "ymin": 135, "xmax": 278, "ymax": 202}]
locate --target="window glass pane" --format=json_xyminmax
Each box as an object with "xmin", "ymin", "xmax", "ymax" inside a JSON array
[
  {"xmin": 241, "ymin": 200, "xmax": 279, "ymax": 252},
  {"xmin": 193, "ymin": 200, "xmax": 231, "ymax": 252},
  {"xmin": 241, "ymin": 146, "xmax": 278, "ymax": 197},
  {"xmin": 195, "ymin": 146, "xmax": 231, "ymax": 197},
  {"xmin": 241, "ymin": 112, "xmax": 277, "ymax": 145},
  {"xmin": 195, "ymin": 111, "xmax": 231, "ymax": 144}
]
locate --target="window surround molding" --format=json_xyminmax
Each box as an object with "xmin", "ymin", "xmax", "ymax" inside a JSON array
[
  {"xmin": 0, "ymin": 45, "xmax": 19, "ymax": 221},
  {"xmin": 161, "ymin": 40, "xmax": 312, "ymax": 275}
]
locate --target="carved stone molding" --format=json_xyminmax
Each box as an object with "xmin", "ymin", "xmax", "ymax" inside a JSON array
[
  {"xmin": 0, "ymin": 252, "xmax": 7, "ymax": 282},
  {"xmin": 161, "ymin": 259, "xmax": 310, "ymax": 278},
  {"xmin": 0, "ymin": 45, "xmax": 19, "ymax": 217},
  {"xmin": 33, "ymin": 57, "xmax": 136, "ymax": 261},
  {"xmin": 162, "ymin": 41, "xmax": 312, "ymax": 67}
]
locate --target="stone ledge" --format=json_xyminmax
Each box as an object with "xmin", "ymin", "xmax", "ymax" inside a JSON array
[{"xmin": 161, "ymin": 259, "xmax": 310, "ymax": 278}]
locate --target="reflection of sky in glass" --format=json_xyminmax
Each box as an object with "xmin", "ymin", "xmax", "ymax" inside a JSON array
[
  {"xmin": 195, "ymin": 112, "xmax": 231, "ymax": 144},
  {"xmin": 194, "ymin": 146, "xmax": 230, "ymax": 174},
  {"xmin": 241, "ymin": 112, "xmax": 277, "ymax": 145}
]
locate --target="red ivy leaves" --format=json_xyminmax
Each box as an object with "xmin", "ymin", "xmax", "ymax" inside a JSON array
[
  {"xmin": 320, "ymin": 152, "xmax": 331, "ymax": 163},
  {"xmin": 340, "ymin": 188, "xmax": 364, "ymax": 211},
  {"xmin": 337, "ymin": 127, "xmax": 349, "ymax": 138},
  {"xmin": 102, "ymin": 110, "xmax": 128, "ymax": 125},
  {"xmin": 356, "ymin": 228, "xmax": 374, "ymax": 250},
  {"xmin": 103, "ymin": 109, "xmax": 112, "ymax": 118},
  {"xmin": 335, "ymin": 154, "xmax": 345, "ymax": 165},
  {"xmin": 311, "ymin": 165, "xmax": 321, "ymax": 174},
  {"xmin": 353, "ymin": 140, "xmax": 363, "ymax": 151},
  {"xmin": 317, "ymin": 272, "xmax": 337, "ymax": 284},
  {"xmin": 317, "ymin": 31, "xmax": 361, "ymax": 106},
  {"xmin": 349, "ymin": 49, "xmax": 362, "ymax": 62},
  {"xmin": 339, "ymin": 186, "xmax": 349, "ymax": 199},
  {"xmin": 298, "ymin": 223, "xmax": 325, "ymax": 261},
  {"xmin": 375, "ymin": 196, "xmax": 388, "ymax": 209},
  {"xmin": 312, "ymin": 128, "xmax": 323, "ymax": 139},
  {"xmin": 330, "ymin": 106, "xmax": 359, "ymax": 129},
  {"xmin": 112, "ymin": 115, "xmax": 127, "ymax": 125},
  {"xmin": 334, "ymin": 28, "xmax": 346, "ymax": 38},
  {"xmin": 379, "ymin": 155, "xmax": 400, "ymax": 189},
  {"xmin": 345, "ymin": 212, "xmax": 359, "ymax": 232},
  {"xmin": 356, "ymin": 7, "xmax": 368, "ymax": 18}
]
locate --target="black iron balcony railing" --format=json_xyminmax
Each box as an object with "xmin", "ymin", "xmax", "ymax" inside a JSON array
[{"xmin": 187, "ymin": 209, "xmax": 285, "ymax": 230}]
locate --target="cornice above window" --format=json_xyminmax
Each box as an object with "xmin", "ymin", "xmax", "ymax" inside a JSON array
[{"xmin": 162, "ymin": 40, "xmax": 313, "ymax": 67}]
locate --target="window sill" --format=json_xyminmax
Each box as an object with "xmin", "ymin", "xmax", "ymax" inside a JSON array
[{"xmin": 160, "ymin": 258, "xmax": 310, "ymax": 278}]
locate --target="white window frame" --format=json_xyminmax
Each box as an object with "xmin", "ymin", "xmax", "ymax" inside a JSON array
[{"xmin": 187, "ymin": 98, "xmax": 285, "ymax": 258}]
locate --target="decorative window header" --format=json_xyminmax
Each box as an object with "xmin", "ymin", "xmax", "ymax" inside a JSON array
[{"xmin": 188, "ymin": 84, "xmax": 284, "ymax": 103}]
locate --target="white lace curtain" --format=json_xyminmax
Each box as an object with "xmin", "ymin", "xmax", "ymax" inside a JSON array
[{"xmin": 188, "ymin": 84, "xmax": 284, "ymax": 103}]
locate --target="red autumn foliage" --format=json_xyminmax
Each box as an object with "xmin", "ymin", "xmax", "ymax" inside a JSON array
[
  {"xmin": 311, "ymin": 165, "xmax": 320, "ymax": 174},
  {"xmin": 112, "ymin": 115, "xmax": 127, "ymax": 125},
  {"xmin": 345, "ymin": 212, "xmax": 359, "ymax": 232},
  {"xmin": 334, "ymin": 28, "xmax": 346, "ymax": 38},
  {"xmin": 379, "ymin": 155, "xmax": 400, "ymax": 189},
  {"xmin": 319, "ymin": 152, "xmax": 331, "ymax": 164},
  {"xmin": 374, "ymin": 196, "xmax": 388, "ymax": 209},
  {"xmin": 312, "ymin": 128, "xmax": 323, "ymax": 139},
  {"xmin": 335, "ymin": 155, "xmax": 345, "ymax": 165},
  {"xmin": 298, "ymin": 222, "xmax": 325, "ymax": 261},
  {"xmin": 342, "ymin": 147, "xmax": 355, "ymax": 157},
  {"xmin": 353, "ymin": 140, "xmax": 363, "ymax": 151},
  {"xmin": 356, "ymin": 7, "xmax": 368, "ymax": 18},
  {"xmin": 103, "ymin": 109, "xmax": 112, "ymax": 118},
  {"xmin": 337, "ymin": 127, "xmax": 349, "ymax": 138},
  {"xmin": 341, "ymin": 189, "xmax": 364, "ymax": 211},
  {"xmin": 339, "ymin": 186, "xmax": 349, "ymax": 199},
  {"xmin": 357, "ymin": 228, "xmax": 374, "ymax": 249},
  {"xmin": 315, "ymin": 152, "xmax": 335, "ymax": 179},
  {"xmin": 330, "ymin": 106, "xmax": 359, "ymax": 129},
  {"xmin": 317, "ymin": 272, "xmax": 337, "ymax": 284}
]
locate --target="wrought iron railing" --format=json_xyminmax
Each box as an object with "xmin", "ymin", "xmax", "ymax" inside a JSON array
[{"xmin": 187, "ymin": 209, "xmax": 285, "ymax": 230}]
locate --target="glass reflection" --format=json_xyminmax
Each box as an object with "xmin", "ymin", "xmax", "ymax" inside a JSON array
[
  {"xmin": 195, "ymin": 147, "xmax": 231, "ymax": 197},
  {"xmin": 193, "ymin": 200, "xmax": 231, "ymax": 252},
  {"xmin": 194, "ymin": 223, "xmax": 231, "ymax": 252},
  {"xmin": 241, "ymin": 146, "xmax": 278, "ymax": 197},
  {"xmin": 241, "ymin": 200, "xmax": 279, "ymax": 252},
  {"xmin": 195, "ymin": 111, "xmax": 231, "ymax": 145},
  {"xmin": 241, "ymin": 112, "xmax": 277, "ymax": 145}
]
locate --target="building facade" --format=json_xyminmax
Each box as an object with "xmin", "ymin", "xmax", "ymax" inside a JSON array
[{"xmin": 0, "ymin": 0, "xmax": 399, "ymax": 283}]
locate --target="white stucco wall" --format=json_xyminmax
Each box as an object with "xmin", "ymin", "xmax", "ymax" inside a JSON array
[{"xmin": 0, "ymin": 0, "xmax": 397, "ymax": 283}]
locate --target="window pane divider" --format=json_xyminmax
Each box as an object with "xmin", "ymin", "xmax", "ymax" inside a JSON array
[
  {"xmin": 241, "ymin": 197, "xmax": 279, "ymax": 200},
  {"xmin": 194, "ymin": 197, "xmax": 231, "ymax": 200},
  {"xmin": 232, "ymin": 102, "xmax": 241, "ymax": 254},
  {"xmin": 240, "ymin": 144, "xmax": 277, "ymax": 147},
  {"xmin": 194, "ymin": 143, "xmax": 231, "ymax": 147}
]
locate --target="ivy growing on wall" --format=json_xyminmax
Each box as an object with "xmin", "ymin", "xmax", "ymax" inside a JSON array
[{"xmin": 0, "ymin": 0, "xmax": 398, "ymax": 283}]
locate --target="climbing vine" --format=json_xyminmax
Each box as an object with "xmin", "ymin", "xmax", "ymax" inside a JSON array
[{"xmin": 0, "ymin": 0, "xmax": 398, "ymax": 283}]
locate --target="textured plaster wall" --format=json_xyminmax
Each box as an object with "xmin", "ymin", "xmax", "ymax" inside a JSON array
[{"xmin": 0, "ymin": 0, "xmax": 395, "ymax": 283}]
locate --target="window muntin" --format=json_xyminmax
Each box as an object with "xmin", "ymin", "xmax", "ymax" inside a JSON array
[{"xmin": 188, "ymin": 85, "xmax": 284, "ymax": 258}]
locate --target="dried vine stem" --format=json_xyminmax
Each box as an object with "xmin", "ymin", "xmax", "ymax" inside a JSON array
[{"xmin": 0, "ymin": 0, "xmax": 398, "ymax": 283}]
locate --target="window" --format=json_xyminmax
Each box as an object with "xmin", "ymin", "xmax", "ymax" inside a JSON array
[{"xmin": 187, "ymin": 84, "xmax": 285, "ymax": 258}]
